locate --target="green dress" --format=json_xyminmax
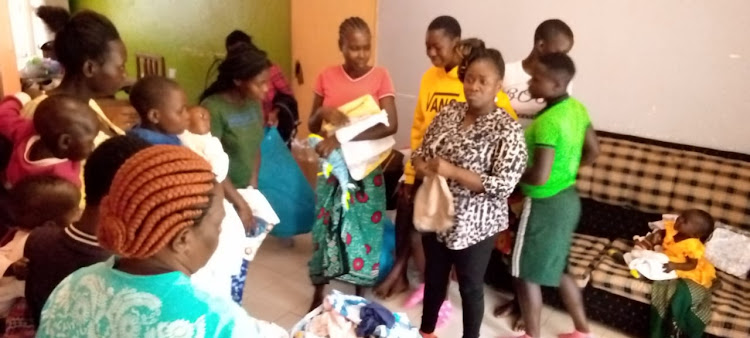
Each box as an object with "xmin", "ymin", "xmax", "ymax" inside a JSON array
[
  {"xmin": 201, "ymin": 95, "xmax": 264, "ymax": 188},
  {"xmin": 309, "ymin": 169, "xmax": 386, "ymax": 286}
]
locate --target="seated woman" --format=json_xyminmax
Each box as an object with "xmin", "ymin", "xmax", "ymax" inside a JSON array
[{"xmin": 36, "ymin": 145, "xmax": 286, "ymax": 337}]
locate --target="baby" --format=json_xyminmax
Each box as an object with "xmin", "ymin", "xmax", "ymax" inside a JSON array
[
  {"xmin": 619, "ymin": 210, "xmax": 716, "ymax": 288},
  {"xmin": 0, "ymin": 94, "xmax": 99, "ymax": 189},
  {"xmin": 0, "ymin": 175, "xmax": 80, "ymax": 316}
]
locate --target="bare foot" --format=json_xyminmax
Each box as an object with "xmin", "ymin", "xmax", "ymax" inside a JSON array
[
  {"xmin": 493, "ymin": 300, "xmax": 517, "ymax": 317},
  {"xmin": 374, "ymin": 275, "xmax": 410, "ymax": 299},
  {"xmin": 513, "ymin": 316, "xmax": 526, "ymax": 332},
  {"xmin": 309, "ymin": 286, "xmax": 324, "ymax": 312}
]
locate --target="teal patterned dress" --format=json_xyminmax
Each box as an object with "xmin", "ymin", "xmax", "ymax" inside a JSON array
[{"xmin": 309, "ymin": 169, "xmax": 386, "ymax": 286}]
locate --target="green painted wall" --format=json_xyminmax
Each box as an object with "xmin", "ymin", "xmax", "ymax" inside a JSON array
[{"xmin": 70, "ymin": 0, "xmax": 291, "ymax": 104}]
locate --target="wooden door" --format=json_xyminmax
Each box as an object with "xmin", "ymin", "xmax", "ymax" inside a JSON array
[{"xmin": 290, "ymin": 0, "xmax": 378, "ymax": 138}]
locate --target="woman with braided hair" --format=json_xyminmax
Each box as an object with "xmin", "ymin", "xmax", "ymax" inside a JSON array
[
  {"xmin": 36, "ymin": 145, "xmax": 286, "ymax": 337},
  {"xmin": 307, "ymin": 16, "xmax": 398, "ymax": 310}
]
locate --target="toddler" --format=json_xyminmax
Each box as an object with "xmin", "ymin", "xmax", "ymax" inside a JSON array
[
  {"xmin": 632, "ymin": 210, "xmax": 716, "ymax": 288},
  {"xmin": 0, "ymin": 94, "xmax": 99, "ymax": 189},
  {"xmin": 0, "ymin": 175, "xmax": 80, "ymax": 316}
]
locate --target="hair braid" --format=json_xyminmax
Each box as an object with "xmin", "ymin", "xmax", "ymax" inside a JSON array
[
  {"xmin": 98, "ymin": 146, "xmax": 216, "ymax": 258},
  {"xmin": 338, "ymin": 16, "xmax": 370, "ymax": 48}
]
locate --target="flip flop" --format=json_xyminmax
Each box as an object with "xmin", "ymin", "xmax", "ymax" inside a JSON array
[
  {"xmin": 436, "ymin": 300, "xmax": 453, "ymax": 328},
  {"xmin": 404, "ymin": 283, "xmax": 425, "ymax": 309}
]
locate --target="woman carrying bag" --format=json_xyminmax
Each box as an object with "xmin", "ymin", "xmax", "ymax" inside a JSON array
[{"xmin": 411, "ymin": 42, "xmax": 527, "ymax": 338}]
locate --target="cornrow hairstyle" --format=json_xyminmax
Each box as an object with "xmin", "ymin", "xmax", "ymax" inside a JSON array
[
  {"xmin": 338, "ymin": 16, "xmax": 370, "ymax": 48},
  {"xmin": 199, "ymin": 43, "xmax": 271, "ymax": 102},
  {"xmin": 458, "ymin": 38, "xmax": 505, "ymax": 82},
  {"xmin": 427, "ymin": 15, "xmax": 461, "ymax": 38},
  {"xmin": 33, "ymin": 94, "xmax": 97, "ymax": 150},
  {"xmin": 129, "ymin": 76, "xmax": 182, "ymax": 120},
  {"xmin": 534, "ymin": 19, "xmax": 574, "ymax": 43},
  {"xmin": 98, "ymin": 145, "xmax": 216, "ymax": 258},
  {"xmin": 84, "ymin": 135, "xmax": 152, "ymax": 205},
  {"xmin": 537, "ymin": 52, "xmax": 576, "ymax": 83},
  {"xmin": 10, "ymin": 175, "xmax": 80, "ymax": 230},
  {"xmin": 36, "ymin": 6, "xmax": 70, "ymax": 34},
  {"xmin": 53, "ymin": 9, "xmax": 120, "ymax": 76}
]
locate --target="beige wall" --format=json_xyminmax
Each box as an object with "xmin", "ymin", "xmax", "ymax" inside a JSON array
[
  {"xmin": 377, "ymin": 0, "xmax": 750, "ymax": 154},
  {"xmin": 1, "ymin": 1, "xmax": 21, "ymax": 96}
]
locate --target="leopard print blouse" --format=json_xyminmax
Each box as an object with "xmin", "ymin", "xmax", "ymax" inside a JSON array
[{"xmin": 414, "ymin": 102, "xmax": 527, "ymax": 250}]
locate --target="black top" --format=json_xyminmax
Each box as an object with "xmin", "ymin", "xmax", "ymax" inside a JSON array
[{"xmin": 24, "ymin": 224, "xmax": 110, "ymax": 327}]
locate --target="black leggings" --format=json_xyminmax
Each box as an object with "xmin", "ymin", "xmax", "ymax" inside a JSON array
[{"xmin": 420, "ymin": 233, "xmax": 498, "ymax": 338}]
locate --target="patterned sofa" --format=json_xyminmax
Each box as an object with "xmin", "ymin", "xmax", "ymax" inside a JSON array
[{"xmin": 540, "ymin": 131, "xmax": 750, "ymax": 337}]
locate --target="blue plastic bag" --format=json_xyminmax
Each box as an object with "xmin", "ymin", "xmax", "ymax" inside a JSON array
[
  {"xmin": 258, "ymin": 127, "xmax": 315, "ymax": 237},
  {"xmin": 378, "ymin": 218, "xmax": 396, "ymax": 282}
]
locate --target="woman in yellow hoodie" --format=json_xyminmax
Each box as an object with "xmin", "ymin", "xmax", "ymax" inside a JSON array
[{"xmin": 375, "ymin": 14, "xmax": 517, "ymax": 325}]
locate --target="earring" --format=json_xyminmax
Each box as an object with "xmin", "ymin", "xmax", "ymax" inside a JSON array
[{"xmin": 494, "ymin": 96, "xmax": 498, "ymax": 103}]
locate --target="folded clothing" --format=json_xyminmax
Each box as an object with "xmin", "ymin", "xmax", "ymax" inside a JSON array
[
  {"xmin": 624, "ymin": 249, "xmax": 677, "ymax": 281},
  {"xmin": 357, "ymin": 302, "xmax": 395, "ymax": 336}
]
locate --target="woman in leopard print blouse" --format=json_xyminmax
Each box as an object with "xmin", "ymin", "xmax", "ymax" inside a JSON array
[{"xmin": 412, "ymin": 42, "xmax": 527, "ymax": 338}]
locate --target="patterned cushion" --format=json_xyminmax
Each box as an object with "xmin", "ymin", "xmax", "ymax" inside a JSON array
[
  {"xmin": 577, "ymin": 131, "xmax": 750, "ymax": 231},
  {"xmin": 577, "ymin": 136, "xmax": 681, "ymax": 213},
  {"xmin": 670, "ymin": 152, "xmax": 750, "ymax": 231},
  {"xmin": 568, "ymin": 233, "xmax": 610, "ymax": 288},
  {"xmin": 707, "ymin": 271, "xmax": 750, "ymax": 337},
  {"xmin": 590, "ymin": 239, "xmax": 652, "ymax": 304}
]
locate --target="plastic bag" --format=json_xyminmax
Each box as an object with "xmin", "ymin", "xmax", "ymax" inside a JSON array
[{"xmin": 258, "ymin": 127, "xmax": 315, "ymax": 237}]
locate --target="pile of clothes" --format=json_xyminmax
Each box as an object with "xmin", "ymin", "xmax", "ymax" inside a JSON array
[{"xmin": 292, "ymin": 291, "xmax": 419, "ymax": 338}]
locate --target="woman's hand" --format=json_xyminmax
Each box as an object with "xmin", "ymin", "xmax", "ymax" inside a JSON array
[
  {"xmin": 315, "ymin": 136, "xmax": 340, "ymax": 158},
  {"xmin": 235, "ymin": 203, "xmax": 258, "ymax": 234},
  {"xmin": 426, "ymin": 157, "xmax": 457, "ymax": 179},
  {"xmin": 319, "ymin": 107, "xmax": 349, "ymax": 127}
]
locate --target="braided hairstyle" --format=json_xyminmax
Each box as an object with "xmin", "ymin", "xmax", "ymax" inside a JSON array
[
  {"xmin": 47, "ymin": 9, "xmax": 120, "ymax": 77},
  {"xmin": 199, "ymin": 43, "xmax": 271, "ymax": 102},
  {"xmin": 98, "ymin": 145, "xmax": 216, "ymax": 259},
  {"xmin": 338, "ymin": 17, "xmax": 370, "ymax": 48},
  {"xmin": 83, "ymin": 135, "xmax": 152, "ymax": 206},
  {"xmin": 458, "ymin": 38, "xmax": 505, "ymax": 82}
]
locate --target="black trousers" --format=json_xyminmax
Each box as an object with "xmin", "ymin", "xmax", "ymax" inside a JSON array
[{"xmin": 420, "ymin": 232, "xmax": 498, "ymax": 338}]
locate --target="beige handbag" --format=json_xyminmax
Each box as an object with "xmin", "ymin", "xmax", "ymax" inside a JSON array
[{"xmin": 413, "ymin": 174, "xmax": 455, "ymax": 233}]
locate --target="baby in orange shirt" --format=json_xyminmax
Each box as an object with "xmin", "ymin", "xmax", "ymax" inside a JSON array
[{"xmin": 635, "ymin": 210, "xmax": 716, "ymax": 288}]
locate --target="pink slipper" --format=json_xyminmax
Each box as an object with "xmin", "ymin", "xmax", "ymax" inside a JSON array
[
  {"xmin": 436, "ymin": 300, "xmax": 453, "ymax": 328},
  {"xmin": 404, "ymin": 283, "xmax": 425, "ymax": 308},
  {"xmin": 500, "ymin": 335, "xmax": 531, "ymax": 338},
  {"xmin": 558, "ymin": 331, "xmax": 594, "ymax": 338}
]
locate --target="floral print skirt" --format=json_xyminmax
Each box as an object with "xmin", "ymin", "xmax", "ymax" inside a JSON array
[{"xmin": 308, "ymin": 169, "xmax": 385, "ymax": 286}]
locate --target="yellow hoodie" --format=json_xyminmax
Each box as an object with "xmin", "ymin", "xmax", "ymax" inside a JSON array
[{"xmin": 404, "ymin": 66, "xmax": 517, "ymax": 184}]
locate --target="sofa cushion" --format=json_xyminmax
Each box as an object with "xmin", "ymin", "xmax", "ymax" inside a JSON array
[
  {"xmin": 568, "ymin": 233, "xmax": 610, "ymax": 288},
  {"xmin": 577, "ymin": 198, "xmax": 661, "ymax": 240},
  {"xmin": 670, "ymin": 151, "xmax": 750, "ymax": 231},
  {"xmin": 707, "ymin": 271, "xmax": 750, "ymax": 337},
  {"xmin": 590, "ymin": 239, "xmax": 652, "ymax": 304},
  {"xmin": 577, "ymin": 136, "xmax": 681, "ymax": 213}
]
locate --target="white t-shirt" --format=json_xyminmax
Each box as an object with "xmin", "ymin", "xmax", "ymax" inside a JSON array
[{"xmin": 503, "ymin": 60, "xmax": 573, "ymax": 128}]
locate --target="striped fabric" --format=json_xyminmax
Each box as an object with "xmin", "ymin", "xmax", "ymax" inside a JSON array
[
  {"xmin": 577, "ymin": 132, "xmax": 750, "ymax": 230},
  {"xmin": 708, "ymin": 271, "xmax": 750, "ymax": 337},
  {"xmin": 568, "ymin": 233, "xmax": 610, "ymax": 288},
  {"xmin": 590, "ymin": 239, "xmax": 652, "ymax": 304}
]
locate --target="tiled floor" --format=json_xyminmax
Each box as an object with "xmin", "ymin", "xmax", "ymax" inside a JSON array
[{"xmin": 243, "ymin": 234, "xmax": 633, "ymax": 337}]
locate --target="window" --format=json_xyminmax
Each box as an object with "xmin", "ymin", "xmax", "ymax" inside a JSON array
[{"xmin": 7, "ymin": 0, "xmax": 68, "ymax": 69}]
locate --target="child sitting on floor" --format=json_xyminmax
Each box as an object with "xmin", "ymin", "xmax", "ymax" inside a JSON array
[
  {"xmin": 630, "ymin": 210, "xmax": 716, "ymax": 288},
  {"xmin": 0, "ymin": 94, "xmax": 99, "ymax": 189},
  {"xmin": 0, "ymin": 175, "xmax": 80, "ymax": 317}
]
